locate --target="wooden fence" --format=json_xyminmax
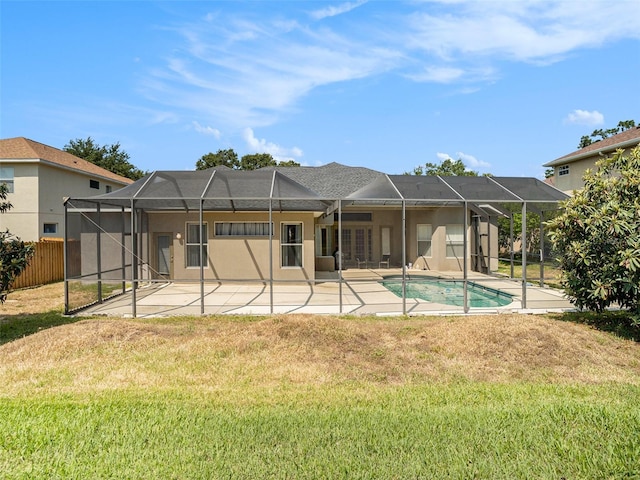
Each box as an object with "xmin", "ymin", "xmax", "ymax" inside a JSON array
[{"xmin": 13, "ymin": 239, "xmax": 64, "ymax": 289}]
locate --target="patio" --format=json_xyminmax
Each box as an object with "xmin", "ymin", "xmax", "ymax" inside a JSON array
[{"xmin": 78, "ymin": 268, "xmax": 574, "ymax": 318}]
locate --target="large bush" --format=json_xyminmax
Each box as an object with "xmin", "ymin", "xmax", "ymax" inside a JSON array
[{"xmin": 547, "ymin": 146, "xmax": 640, "ymax": 322}]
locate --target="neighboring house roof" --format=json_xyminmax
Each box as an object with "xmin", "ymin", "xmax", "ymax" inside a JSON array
[
  {"xmin": 544, "ymin": 126, "xmax": 640, "ymax": 167},
  {"xmin": 0, "ymin": 137, "xmax": 133, "ymax": 185}
]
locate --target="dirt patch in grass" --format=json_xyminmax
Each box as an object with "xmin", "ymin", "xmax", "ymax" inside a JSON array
[{"xmin": 2, "ymin": 313, "xmax": 639, "ymax": 397}]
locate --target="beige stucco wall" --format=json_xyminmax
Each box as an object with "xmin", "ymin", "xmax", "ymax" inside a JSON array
[
  {"xmin": 147, "ymin": 211, "xmax": 316, "ymax": 281},
  {"xmin": 0, "ymin": 162, "xmax": 40, "ymax": 241},
  {"xmin": 0, "ymin": 161, "xmax": 129, "ymax": 241},
  {"xmin": 553, "ymin": 156, "xmax": 599, "ymax": 193}
]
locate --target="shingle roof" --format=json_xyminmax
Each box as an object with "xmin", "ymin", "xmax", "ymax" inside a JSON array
[
  {"xmin": 0, "ymin": 137, "xmax": 133, "ymax": 185},
  {"xmin": 544, "ymin": 126, "xmax": 640, "ymax": 167},
  {"xmin": 265, "ymin": 162, "xmax": 384, "ymax": 198}
]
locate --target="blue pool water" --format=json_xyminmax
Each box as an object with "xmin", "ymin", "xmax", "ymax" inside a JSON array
[{"xmin": 381, "ymin": 278, "xmax": 513, "ymax": 308}]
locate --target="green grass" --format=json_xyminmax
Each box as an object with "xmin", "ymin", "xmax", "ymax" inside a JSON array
[
  {"xmin": 497, "ymin": 259, "xmax": 562, "ymax": 286},
  {"xmin": 0, "ymin": 311, "xmax": 80, "ymax": 346},
  {"xmin": 2, "ymin": 384, "xmax": 639, "ymax": 479}
]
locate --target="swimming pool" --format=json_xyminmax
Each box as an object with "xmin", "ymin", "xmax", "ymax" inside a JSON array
[{"xmin": 381, "ymin": 278, "xmax": 514, "ymax": 308}]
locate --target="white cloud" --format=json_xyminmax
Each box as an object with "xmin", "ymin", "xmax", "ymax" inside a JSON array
[
  {"xmin": 564, "ymin": 109, "xmax": 604, "ymax": 126},
  {"xmin": 242, "ymin": 128, "xmax": 303, "ymax": 162},
  {"xmin": 192, "ymin": 121, "xmax": 221, "ymax": 138},
  {"xmin": 310, "ymin": 0, "xmax": 368, "ymax": 20}
]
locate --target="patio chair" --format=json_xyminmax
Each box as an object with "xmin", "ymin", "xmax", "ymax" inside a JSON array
[
  {"xmin": 356, "ymin": 257, "xmax": 368, "ymax": 269},
  {"xmin": 379, "ymin": 254, "xmax": 390, "ymax": 268}
]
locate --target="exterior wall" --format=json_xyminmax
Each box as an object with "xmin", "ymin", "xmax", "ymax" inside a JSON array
[
  {"xmin": 405, "ymin": 206, "xmax": 468, "ymax": 271},
  {"xmin": 0, "ymin": 162, "xmax": 40, "ymax": 241},
  {"xmin": 147, "ymin": 211, "xmax": 316, "ymax": 282},
  {"xmin": 0, "ymin": 161, "xmax": 129, "ymax": 241},
  {"xmin": 553, "ymin": 155, "xmax": 598, "ymax": 193}
]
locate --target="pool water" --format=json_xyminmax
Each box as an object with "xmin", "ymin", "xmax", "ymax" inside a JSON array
[{"xmin": 381, "ymin": 279, "xmax": 513, "ymax": 308}]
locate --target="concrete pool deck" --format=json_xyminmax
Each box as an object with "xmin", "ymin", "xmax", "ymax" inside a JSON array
[{"xmin": 75, "ymin": 268, "xmax": 575, "ymax": 318}]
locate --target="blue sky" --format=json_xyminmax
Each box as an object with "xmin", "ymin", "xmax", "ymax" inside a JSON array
[{"xmin": 2, "ymin": 1, "xmax": 639, "ymax": 178}]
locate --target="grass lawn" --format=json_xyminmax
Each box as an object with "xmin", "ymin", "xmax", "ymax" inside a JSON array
[{"xmin": 1, "ymin": 284, "xmax": 639, "ymax": 478}]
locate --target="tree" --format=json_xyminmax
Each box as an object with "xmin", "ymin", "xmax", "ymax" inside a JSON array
[
  {"xmin": 196, "ymin": 149, "xmax": 301, "ymax": 170},
  {"xmin": 64, "ymin": 137, "xmax": 146, "ymax": 181},
  {"xmin": 195, "ymin": 149, "xmax": 240, "ymax": 170},
  {"xmin": 0, "ymin": 183, "xmax": 35, "ymax": 303},
  {"xmin": 577, "ymin": 120, "xmax": 636, "ymax": 149},
  {"xmin": 407, "ymin": 158, "xmax": 479, "ymax": 176},
  {"xmin": 239, "ymin": 153, "xmax": 278, "ymax": 170},
  {"xmin": 547, "ymin": 146, "xmax": 640, "ymax": 322}
]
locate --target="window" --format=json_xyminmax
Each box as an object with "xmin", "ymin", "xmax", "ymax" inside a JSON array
[
  {"xmin": 281, "ymin": 223, "xmax": 303, "ymax": 267},
  {"xmin": 43, "ymin": 223, "xmax": 57, "ymax": 234},
  {"xmin": 417, "ymin": 224, "xmax": 432, "ymax": 257},
  {"xmin": 445, "ymin": 224, "xmax": 464, "ymax": 258},
  {"xmin": 558, "ymin": 165, "xmax": 570, "ymax": 176},
  {"xmin": 215, "ymin": 222, "xmax": 272, "ymax": 237},
  {"xmin": 0, "ymin": 167, "xmax": 14, "ymax": 193},
  {"xmin": 106, "ymin": 185, "xmax": 112, "ymax": 193},
  {"xmin": 90, "ymin": 179, "xmax": 100, "ymax": 189},
  {"xmin": 186, "ymin": 222, "xmax": 208, "ymax": 268}
]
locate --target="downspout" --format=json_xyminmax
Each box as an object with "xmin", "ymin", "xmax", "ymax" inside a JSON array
[
  {"xmin": 539, "ymin": 210, "xmax": 545, "ymax": 288},
  {"xmin": 510, "ymin": 212, "xmax": 514, "ymax": 279}
]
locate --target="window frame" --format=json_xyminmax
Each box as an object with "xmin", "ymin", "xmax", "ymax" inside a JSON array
[
  {"xmin": 0, "ymin": 166, "xmax": 14, "ymax": 193},
  {"xmin": 558, "ymin": 165, "xmax": 570, "ymax": 176},
  {"xmin": 185, "ymin": 222, "xmax": 209, "ymax": 269},
  {"xmin": 445, "ymin": 224, "xmax": 464, "ymax": 258},
  {"xmin": 90, "ymin": 179, "xmax": 100, "ymax": 189},
  {"xmin": 280, "ymin": 222, "xmax": 303, "ymax": 268},
  {"xmin": 417, "ymin": 224, "xmax": 433, "ymax": 257},
  {"xmin": 43, "ymin": 223, "xmax": 58, "ymax": 234}
]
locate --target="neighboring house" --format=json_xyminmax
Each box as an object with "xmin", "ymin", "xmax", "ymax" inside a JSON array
[
  {"xmin": 65, "ymin": 164, "xmax": 566, "ymax": 289},
  {"xmin": 544, "ymin": 126, "xmax": 640, "ymax": 193},
  {"xmin": 0, "ymin": 137, "xmax": 133, "ymax": 241}
]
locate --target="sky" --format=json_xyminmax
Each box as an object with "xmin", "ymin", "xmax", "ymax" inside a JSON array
[{"xmin": 2, "ymin": 1, "xmax": 639, "ymax": 178}]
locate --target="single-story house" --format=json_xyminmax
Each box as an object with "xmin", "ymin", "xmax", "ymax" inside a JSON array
[{"xmin": 63, "ymin": 163, "xmax": 567, "ymax": 315}]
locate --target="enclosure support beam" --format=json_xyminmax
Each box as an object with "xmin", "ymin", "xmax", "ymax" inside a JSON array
[
  {"xmin": 97, "ymin": 203, "xmax": 102, "ymax": 304},
  {"xmin": 121, "ymin": 206, "xmax": 126, "ymax": 295},
  {"xmin": 338, "ymin": 200, "xmax": 343, "ymax": 314},
  {"xmin": 269, "ymin": 199, "xmax": 273, "ymax": 314},
  {"xmin": 539, "ymin": 211, "xmax": 545, "ymax": 288},
  {"xmin": 63, "ymin": 201, "xmax": 69, "ymax": 314},
  {"xmin": 402, "ymin": 200, "xmax": 406, "ymax": 315},
  {"xmin": 463, "ymin": 201, "xmax": 469, "ymax": 314},
  {"xmin": 521, "ymin": 202, "xmax": 527, "ymax": 309},
  {"xmin": 199, "ymin": 199, "xmax": 205, "ymax": 315},
  {"xmin": 509, "ymin": 213, "xmax": 514, "ymax": 279},
  {"xmin": 131, "ymin": 199, "xmax": 137, "ymax": 318}
]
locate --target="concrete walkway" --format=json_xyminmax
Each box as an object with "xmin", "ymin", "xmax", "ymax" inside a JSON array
[{"xmin": 77, "ymin": 269, "xmax": 574, "ymax": 318}]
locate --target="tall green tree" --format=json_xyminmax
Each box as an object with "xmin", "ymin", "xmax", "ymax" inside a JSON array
[
  {"xmin": 239, "ymin": 153, "xmax": 278, "ymax": 170},
  {"xmin": 407, "ymin": 158, "xmax": 479, "ymax": 176},
  {"xmin": 547, "ymin": 146, "xmax": 640, "ymax": 322},
  {"xmin": 196, "ymin": 149, "xmax": 301, "ymax": 170},
  {"xmin": 577, "ymin": 120, "xmax": 636, "ymax": 149},
  {"xmin": 195, "ymin": 149, "xmax": 240, "ymax": 170},
  {"xmin": 64, "ymin": 137, "xmax": 146, "ymax": 181},
  {"xmin": 0, "ymin": 183, "xmax": 35, "ymax": 303}
]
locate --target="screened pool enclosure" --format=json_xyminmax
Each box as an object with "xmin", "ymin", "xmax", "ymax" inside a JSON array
[{"xmin": 64, "ymin": 166, "xmax": 568, "ymax": 316}]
